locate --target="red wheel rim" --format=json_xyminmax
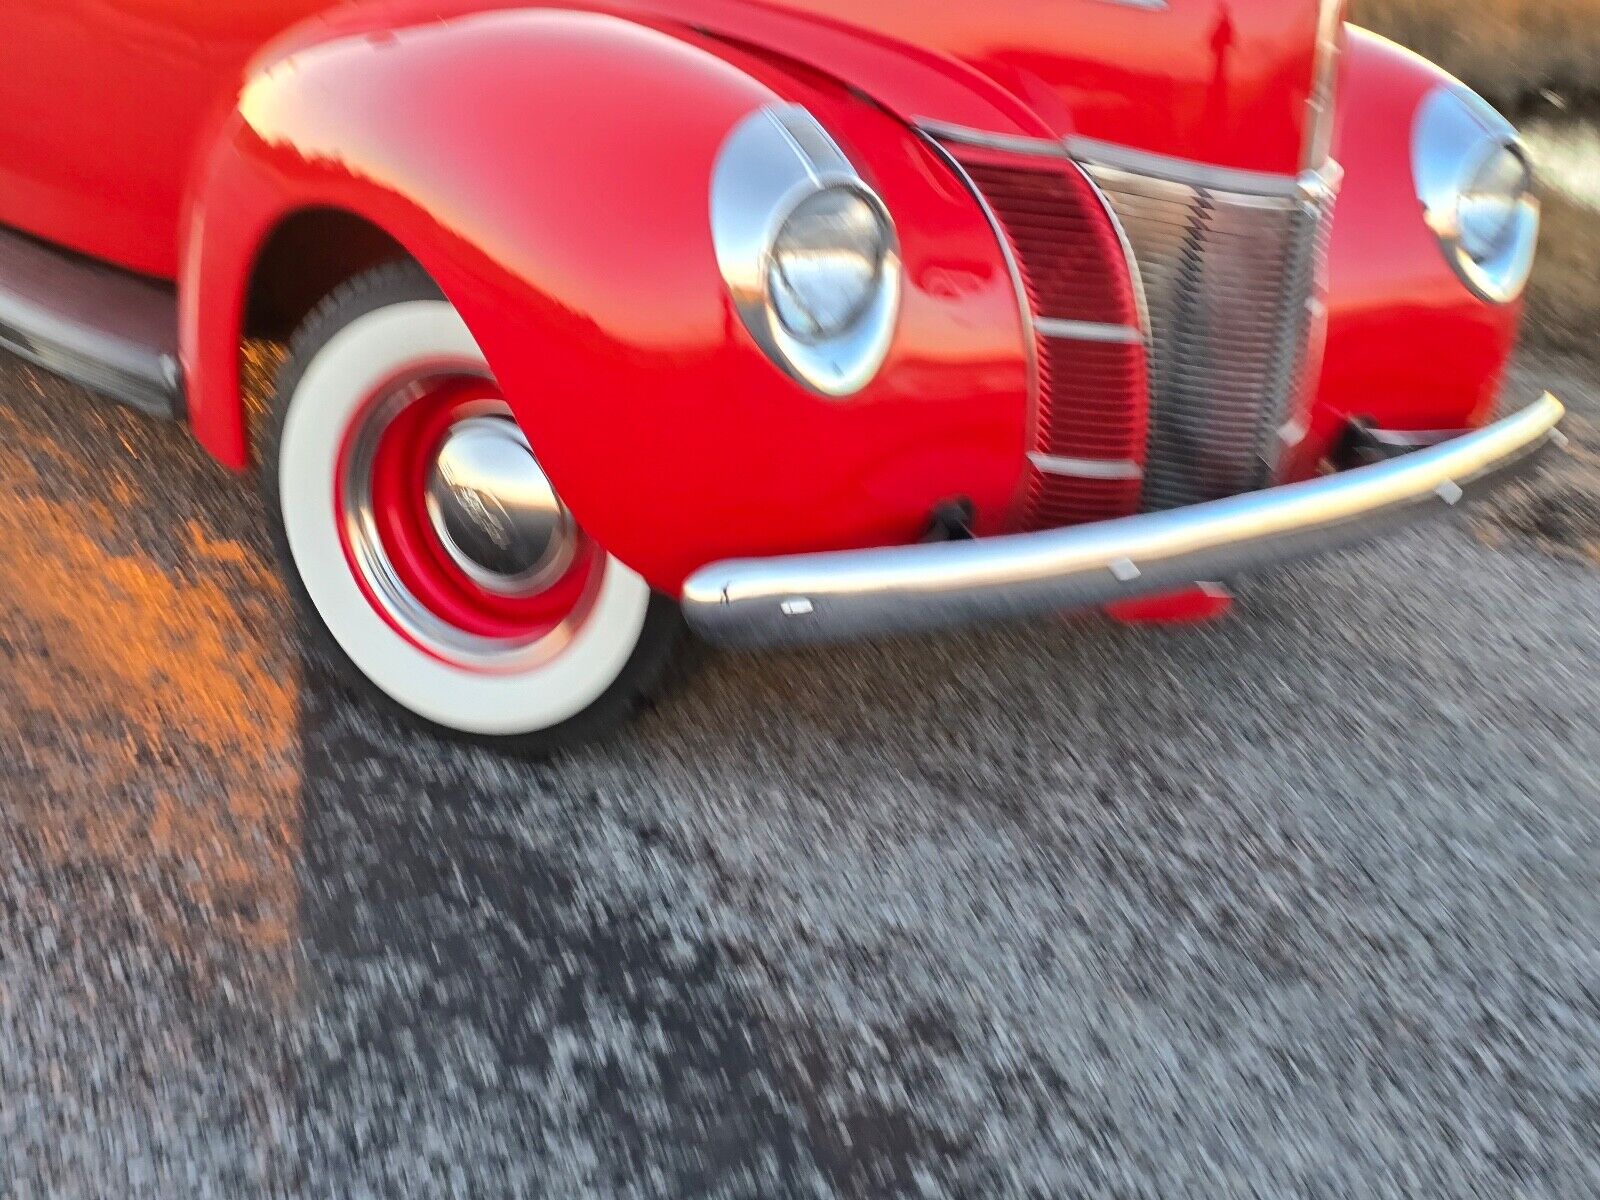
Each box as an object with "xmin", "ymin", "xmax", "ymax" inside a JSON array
[{"xmin": 334, "ymin": 372, "xmax": 603, "ymax": 663}]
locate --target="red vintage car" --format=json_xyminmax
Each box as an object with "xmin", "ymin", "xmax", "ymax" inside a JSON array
[{"xmin": 0, "ymin": 1, "xmax": 1566, "ymax": 749}]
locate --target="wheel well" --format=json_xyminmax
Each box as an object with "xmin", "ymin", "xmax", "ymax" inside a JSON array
[
  {"xmin": 238, "ymin": 208, "xmax": 412, "ymax": 462},
  {"xmin": 244, "ymin": 208, "xmax": 411, "ymax": 342}
]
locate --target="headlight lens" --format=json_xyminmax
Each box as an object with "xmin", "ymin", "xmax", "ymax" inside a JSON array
[
  {"xmin": 1413, "ymin": 85, "xmax": 1540, "ymax": 305},
  {"xmin": 711, "ymin": 105, "xmax": 902, "ymax": 397},
  {"xmin": 769, "ymin": 188, "xmax": 890, "ymax": 343},
  {"xmin": 1457, "ymin": 145, "xmax": 1533, "ymax": 262}
]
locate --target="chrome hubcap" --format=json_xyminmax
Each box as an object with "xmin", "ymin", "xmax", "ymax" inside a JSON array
[{"xmin": 424, "ymin": 417, "xmax": 577, "ymax": 596}]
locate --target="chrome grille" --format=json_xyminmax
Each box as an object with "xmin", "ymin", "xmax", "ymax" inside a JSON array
[{"xmin": 1079, "ymin": 158, "xmax": 1335, "ymax": 511}]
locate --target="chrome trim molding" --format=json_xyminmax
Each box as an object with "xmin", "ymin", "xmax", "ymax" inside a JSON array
[
  {"xmin": 1030, "ymin": 454, "xmax": 1145, "ymax": 481},
  {"xmin": 711, "ymin": 105, "xmax": 902, "ymax": 396},
  {"xmin": 683, "ymin": 395, "xmax": 1566, "ymax": 647},
  {"xmin": 918, "ymin": 123, "xmax": 1153, "ymax": 340},
  {"xmin": 1304, "ymin": 0, "xmax": 1346, "ymax": 172},
  {"xmin": 1034, "ymin": 318, "xmax": 1144, "ymax": 345},
  {"xmin": 918, "ymin": 134, "xmax": 1044, "ymax": 431},
  {"xmin": 913, "ymin": 119, "xmax": 1068, "ymax": 160},
  {"xmin": 916, "ymin": 120, "xmax": 1331, "ymax": 205},
  {"xmin": 1068, "ymin": 137, "xmax": 1314, "ymax": 199},
  {"xmin": 0, "ymin": 222, "xmax": 185, "ymax": 420},
  {"xmin": 1074, "ymin": 164, "xmax": 1153, "ymax": 338}
]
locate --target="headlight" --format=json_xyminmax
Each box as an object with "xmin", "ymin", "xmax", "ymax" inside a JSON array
[
  {"xmin": 1413, "ymin": 85, "xmax": 1540, "ymax": 305},
  {"xmin": 769, "ymin": 187, "xmax": 892, "ymax": 343},
  {"xmin": 711, "ymin": 105, "xmax": 901, "ymax": 396},
  {"xmin": 1457, "ymin": 145, "xmax": 1533, "ymax": 262}
]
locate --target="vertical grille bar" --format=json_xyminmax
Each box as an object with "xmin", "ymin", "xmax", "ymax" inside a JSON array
[{"xmin": 1078, "ymin": 158, "xmax": 1336, "ymax": 511}]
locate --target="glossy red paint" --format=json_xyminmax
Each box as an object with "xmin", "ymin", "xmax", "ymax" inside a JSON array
[
  {"xmin": 186, "ymin": 10, "xmax": 1033, "ymax": 590},
  {"xmin": 0, "ymin": 1, "xmax": 1526, "ymax": 597},
  {"xmin": 619, "ymin": 0, "xmax": 1330, "ymax": 171},
  {"xmin": 0, "ymin": 0, "xmax": 1331, "ymax": 278},
  {"xmin": 1296, "ymin": 29, "xmax": 1522, "ymax": 477},
  {"xmin": 1104, "ymin": 585, "xmax": 1236, "ymax": 627},
  {"xmin": 0, "ymin": 2, "xmax": 323, "ymax": 278}
]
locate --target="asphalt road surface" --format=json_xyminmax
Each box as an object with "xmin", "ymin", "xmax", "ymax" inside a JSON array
[{"xmin": 2, "ymin": 348, "xmax": 1598, "ymax": 1199}]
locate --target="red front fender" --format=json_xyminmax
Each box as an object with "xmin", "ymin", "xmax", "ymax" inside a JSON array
[
  {"xmin": 181, "ymin": 8, "xmax": 1029, "ymax": 593},
  {"xmin": 1301, "ymin": 28, "xmax": 1523, "ymax": 472}
]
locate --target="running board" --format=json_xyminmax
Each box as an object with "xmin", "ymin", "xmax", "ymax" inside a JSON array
[{"xmin": 0, "ymin": 224, "xmax": 184, "ymax": 419}]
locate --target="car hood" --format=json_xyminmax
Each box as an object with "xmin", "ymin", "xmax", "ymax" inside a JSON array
[
  {"xmin": 756, "ymin": 0, "xmax": 1336, "ymax": 175},
  {"xmin": 262, "ymin": 2, "xmax": 1335, "ymax": 175}
]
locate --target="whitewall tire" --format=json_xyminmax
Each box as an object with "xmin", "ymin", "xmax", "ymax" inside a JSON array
[{"xmin": 263, "ymin": 262, "xmax": 682, "ymax": 751}]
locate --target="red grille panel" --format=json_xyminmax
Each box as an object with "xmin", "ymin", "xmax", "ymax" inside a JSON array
[
  {"xmin": 1037, "ymin": 339, "xmax": 1148, "ymax": 459},
  {"xmin": 958, "ymin": 160, "xmax": 1141, "ymax": 327},
  {"xmin": 1025, "ymin": 468, "xmax": 1143, "ymax": 528},
  {"xmin": 945, "ymin": 146, "xmax": 1149, "ymax": 531}
]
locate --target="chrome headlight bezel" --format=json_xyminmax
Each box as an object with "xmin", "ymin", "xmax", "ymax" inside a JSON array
[
  {"xmin": 1413, "ymin": 84, "xmax": 1540, "ymax": 306},
  {"xmin": 711, "ymin": 105, "xmax": 902, "ymax": 398}
]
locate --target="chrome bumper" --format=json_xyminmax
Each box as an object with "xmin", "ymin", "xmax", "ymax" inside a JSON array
[{"xmin": 682, "ymin": 395, "xmax": 1567, "ymax": 648}]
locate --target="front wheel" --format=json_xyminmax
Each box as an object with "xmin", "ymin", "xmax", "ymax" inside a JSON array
[{"xmin": 263, "ymin": 262, "xmax": 682, "ymax": 754}]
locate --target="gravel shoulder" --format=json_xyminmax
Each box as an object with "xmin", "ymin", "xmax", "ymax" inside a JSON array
[
  {"xmin": 0, "ymin": 350, "xmax": 1596, "ymax": 1199},
  {"xmin": 1486, "ymin": 356, "xmax": 1600, "ymax": 564}
]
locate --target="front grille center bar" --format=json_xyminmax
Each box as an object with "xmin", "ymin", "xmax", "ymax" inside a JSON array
[{"xmin": 1035, "ymin": 318, "xmax": 1144, "ymax": 345}]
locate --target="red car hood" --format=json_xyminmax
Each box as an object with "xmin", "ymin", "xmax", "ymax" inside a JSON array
[
  {"xmin": 755, "ymin": 0, "xmax": 1335, "ymax": 174},
  {"xmin": 263, "ymin": 2, "xmax": 1335, "ymax": 175}
]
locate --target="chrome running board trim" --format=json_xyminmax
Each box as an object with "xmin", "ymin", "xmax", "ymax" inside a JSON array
[{"xmin": 0, "ymin": 223, "xmax": 183, "ymax": 419}]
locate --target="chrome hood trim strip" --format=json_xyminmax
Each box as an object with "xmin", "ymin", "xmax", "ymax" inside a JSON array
[
  {"xmin": 1068, "ymin": 137, "xmax": 1327, "ymax": 199},
  {"xmin": 912, "ymin": 119, "xmax": 1069, "ymax": 159}
]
